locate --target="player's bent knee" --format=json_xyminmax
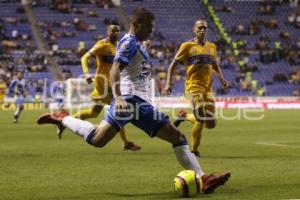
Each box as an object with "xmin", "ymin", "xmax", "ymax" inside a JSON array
[
  {"xmin": 87, "ymin": 121, "xmax": 119, "ymax": 148},
  {"xmin": 156, "ymin": 123, "xmax": 188, "ymax": 146},
  {"xmin": 92, "ymin": 141, "xmax": 107, "ymax": 148},
  {"xmin": 193, "ymin": 108, "xmax": 205, "ymax": 123},
  {"xmin": 85, "ymin": 129, "xmax": 106, "ymax": 148},
  {"xmin": 89, "ymin": 132, "xmax": 110, "ymax": 148},
  {"xmin": 88, "ymin": 135, "xmax": 109, "ymax": 148},
  {"xmin": 205, "ymin": 120, "xmax": 216, "ymax": 129}
]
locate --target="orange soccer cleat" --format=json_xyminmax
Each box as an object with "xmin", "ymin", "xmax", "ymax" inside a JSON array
[
  {"xmin": 37, "ymin": 109, "xmax": 69, "ymax": 139},
  {"xmin": 37, "ymin": 109, "xmax": 69, "ymax": 125}
]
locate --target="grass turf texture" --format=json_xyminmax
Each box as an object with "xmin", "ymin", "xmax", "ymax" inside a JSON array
[{"xmin": 0, "ymin": 109, "xmax": 300, "ymax": 200}]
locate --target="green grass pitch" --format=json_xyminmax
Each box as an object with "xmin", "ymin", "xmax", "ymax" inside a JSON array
[{"xmin": 0, "ymin": 109, "xmax": 300, "ymax": 200}]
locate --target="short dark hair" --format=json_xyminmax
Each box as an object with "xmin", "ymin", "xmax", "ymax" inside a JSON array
[
  {"xmin": 109, "ymin": 20, "xmax": 120, "ymax": 26},
  {"xmin": 131, "ymin": 7, "xmax": 155, "ymax": 24}
]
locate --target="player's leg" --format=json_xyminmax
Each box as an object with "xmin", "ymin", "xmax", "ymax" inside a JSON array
[
  {"xmin": 190, "ymin": 121, "xmax": 204, "ymax": 157},
  {"xmin": 128, "ymin": 97, "xmax": 205, "ymax": 177},
  {"xmin": 193, "ymin": 93, "xmax": 216, "ymax": 129},
  {"xmin": 37, "ymin": 110, "xmax": 119, "ymax": 147},
  {"xmin": 203, "ymin": 97, "xmax": 216, "ymax": 129},
  {"xmin": 73, "ymin": 87, "xmax": 106, "ymax": 120},
  {"xmin": 13, "ymin": 98, "xmax": 24, "ymax": 123},
  {"xmin": 61, "ymin": 115, "xmax": 119, "ymax": 147},
  {"xmin": 155, "ymin": 123, "xmax": 205, "ymax": 176},
  {"xmin": 173, "ymin": 109, "xmax": 203, "ymax": 156},
  {"xmin": 188, "ymin": 95, "xmax": 206, "ymax": 155},
  {"xmin": 93, "ymin": 91, "xmax": 141, "ymax": 151},
  {"xmin": 0, "ymin": 95, "xmax": 4, "ymax": 110},
  {"xmin": 72, "ymin": 104, "xmax": 103, "ymax": 119},
  {"xmin": 129, "ymin": 95, "xmax": 230, "ymax": 193},
  {"xmin": 87, "ymin": 120, "xmax": 119, "ymax": 147},
  {"xmin": 155, "ymin": 123, "xmax": 230, "ymax": 193},
  {"xmin": 119, "ymin": 128, "xmax": 141, "ymax": 151},
  {"xmin": 14, "ymin": 105, "xmax": 24, "ymax": 123},
  {"xmin": 186, "ymin": 113, "xmax": 197, "ymax": 123},
  {"xmin": 57, "ymin": 92, "xmax": 104, "ymax": 139}
]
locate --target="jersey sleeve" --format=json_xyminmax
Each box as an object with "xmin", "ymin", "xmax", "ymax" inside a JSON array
[
  {"xmin": 114, "ymin": 36, "xmax": 137, "ymax": 65},
  {"xmin": 88, "ymin": 41, "xmax": 105, "ymax": 56},
  {"xmin": 7, "ymin": 80, "xmax": 16, "ymax": 95},
  {"xmin": 211, "ymin": 43, "xmax": 217, "ymax": 62},
  {"xmin": 174, "ymin": 42, "xmax": 188, "ymax": 63}
]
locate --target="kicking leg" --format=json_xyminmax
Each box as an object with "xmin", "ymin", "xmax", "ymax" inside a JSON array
[
  {"xmin": 156, "ymin": 123, "xmax": 205, "ymax": 177},
  {"xmin": 156, "ymin": 123, "xmax": 230, "ymax": 194}
]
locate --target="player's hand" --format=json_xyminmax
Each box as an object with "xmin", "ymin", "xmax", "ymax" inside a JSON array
[
  {"xmin": 163, "ymin": 84, "xmax": 172, "ymax": 95},
  {"xmin": 86, "ymin": 77, "xmax": 94, "ymax": 84},
  {"xmin": 85, "ymin": 75, "xmax": 94, "ymax": 84},
  {"xmin": 115, "ymin": 97, "xmax": 130, "ymax": 116},
  {"xmin": 220, "ymin": 78, "xmax": 230, "ymax": 88}
]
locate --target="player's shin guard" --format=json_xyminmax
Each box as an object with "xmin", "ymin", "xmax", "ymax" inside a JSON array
[
  {"xmin": 173, "ymin": 135, "xmax": 205, "ymax": 177},
  {"xmin": 62, "ymin": 116, "xmax": 96, "ymax": 142}
]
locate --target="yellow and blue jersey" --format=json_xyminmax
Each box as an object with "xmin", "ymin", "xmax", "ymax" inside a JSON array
[
  {"xmin": 0, "ymin": 82, "xmax": 7, "ymax": 101},
  {"xmin": 175, "ymin": 40, "xmax": 217, "ymax": 94},
  {"xmin": 88, "ymin": 39, "xmax": 116, "ymax": 89},
  {"xmin": 0, "ymin": 82, "xmax": 7, "ymax": 95}
]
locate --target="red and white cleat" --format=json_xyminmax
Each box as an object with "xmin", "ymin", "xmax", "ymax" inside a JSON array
[
  {"xmin": 201, "ymin": 172, "xmax": 231, "ymax": 194},
  {"xmin": 37, "ymin": 109, "xmax": 69, "ymax": 139}
]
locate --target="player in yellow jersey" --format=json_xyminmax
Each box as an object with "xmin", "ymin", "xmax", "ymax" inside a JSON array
[
  {"xmin": 70, "ymin": 23, "xmax": 141, "ymax": 151},
  {"xmin": 0, "ymin": 78, "xmax": 7, "ymax": 110},
  {"xmin": 165, "ymin": 19, "xmax": 229, "ymax": 157}
]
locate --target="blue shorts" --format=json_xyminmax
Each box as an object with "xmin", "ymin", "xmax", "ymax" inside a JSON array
[
  {"xmin": 55, "ymin": 98, "xmax": 64, "ymax": 104},
  {"xmin": 55, "ymin": 98, "xmax": 64, "ymax": 108},
  {"xmin": 15, "ymin": 96, "xmax": 25, "ymax": 106},
  {"xmin": 104, "ymin": 95, "xmax": 169, "ymax": 137}
]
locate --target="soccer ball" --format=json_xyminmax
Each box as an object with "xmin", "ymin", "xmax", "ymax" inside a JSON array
[{"xmin": 174, "ymin": 170, "xmax": 202, "ymax": 197}]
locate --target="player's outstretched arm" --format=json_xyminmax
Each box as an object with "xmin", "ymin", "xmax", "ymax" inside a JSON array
[
  {"xmin": 81, "ymin": 52, "xmax": 94, "ymax": 84},
  {"xmin": 213, "ymin": 62, "xmax": 229, "ymax": 88},
  {"xmin": 165, "ymin": 42, "xmax": 187, "ymax": 94},
  {"xmin": 7, "ymin": 80, "xmax": 16, "ymax": 97},
  {"xmin": 110, "ymin": 62, "xmax": 129, "ymax": 111},
  {"xmin": 165, "ymin": 59, "xmax": 180, "ymax": 94}
]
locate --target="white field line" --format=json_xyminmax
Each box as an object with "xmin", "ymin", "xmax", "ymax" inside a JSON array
[
  {"xmin": 283, "ymin": 199, "xmax": 300, "ymax": 200},
  {"xmin": 256, "ymin": 141, "xmax": 300, "ymax": 149}
]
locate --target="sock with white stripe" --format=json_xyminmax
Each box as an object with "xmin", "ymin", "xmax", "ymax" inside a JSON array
[
  {"xmin": 62, "ymin": 116, "xmax": 95, "ymax": 140},
  {"xmin": 173, "ymin": 144, "xmax": 205, "ymax": 177}
]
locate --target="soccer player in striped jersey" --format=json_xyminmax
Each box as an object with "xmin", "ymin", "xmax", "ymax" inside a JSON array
[
  {"xmin": 51, "ymin": 81, "xmax": 65, "ymax": 109},
  {"xmin": 37, "ymin": 8, "xmax": 230, "ymax": 193},
  {"xmin": 71, "ymin": 22, "xmax": 141, "ymax": 151},
  {"xmin": 7, "ymin": 71, "xmax": 27, "ymax": 123},
  {"xmin": 165, "ymin": 19, "xmax": 229, "ymax": 157}
]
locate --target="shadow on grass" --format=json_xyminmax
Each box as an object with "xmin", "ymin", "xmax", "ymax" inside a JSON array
[
  {"xmin": 100, "ymin": 192, "xmax": 216, "ymax": 199},
  {"xmin": 203, "ymin": 155, "xmax": 300, "ymax": 159}
]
